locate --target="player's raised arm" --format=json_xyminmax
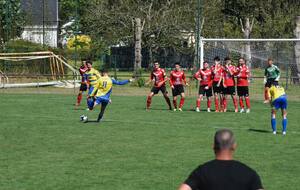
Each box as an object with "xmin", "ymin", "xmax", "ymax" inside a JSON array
[{"xmin": 112, "ymin": 78, "xmax": 131, "ymax": 85}]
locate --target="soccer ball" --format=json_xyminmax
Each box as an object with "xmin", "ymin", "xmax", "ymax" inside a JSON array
[{"xmin": 80, "ymin": 115, "xmax": 88, "ymax": 123}]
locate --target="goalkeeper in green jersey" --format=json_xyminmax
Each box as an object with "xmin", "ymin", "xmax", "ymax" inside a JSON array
[{"xmin": 264, "ymin": 58, "xmax": 280, "ymax": 103}]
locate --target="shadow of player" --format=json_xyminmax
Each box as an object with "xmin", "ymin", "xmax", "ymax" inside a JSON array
[{"xmin": 248, "ymin": 128, "xmax": 270, "ymax": 133}]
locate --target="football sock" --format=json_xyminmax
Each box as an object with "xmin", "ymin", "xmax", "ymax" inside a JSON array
[
  {"xmin": 196, "ymin": 99, "xmax": 201, "ymax": 108},
  {"xmin": 173, "ymin": 99, "xmax": 177, "ymax": 109},
  {"xmin": 282, "ymin": 118, "xmax": 287, "ymax": 132},
  {"xmin": 223, "ymin": 97, "xmax": 227, "ymax": 110},
  {"xmin": 214, "ymin": 96, "xmax": 219, "ymax": 111},
  {"xmin": 271, "ymin": 118, "xmax": 276, "ymax": 132},
  {"xmin": 164, "ymin": 96, "xmax": 172, "ymax": 109},
  {"xmin": 179, "ymin": 97, "xmax": 185, "ymax": 108},
  {"xmin": 77, "ymin": 93, "xmax": 82, "ymax": 104},
  {"xmin": 245, "ymin": 96, "xmax": 250, "ymax": 109},
  {"xmin": 239, "ymin": 97, "xmax": 244, "ymax": 108},
  {"xmin": 233, "ymin": 97, "xmax": 238, "ymax": 110},
  {"xmin": 207, "ymin": 99, "xmax": 211, "ymax": 108},
  {"xmin": 97, "ymin": 102, "xmax": 108, "ymax": 122},
  {"xmin": 264, "ymin": 89, "xmax": 269, "ymax": 101},
  {"xmin": 146, "ymin": 96, "xmax": 152, "ymax": 109}
]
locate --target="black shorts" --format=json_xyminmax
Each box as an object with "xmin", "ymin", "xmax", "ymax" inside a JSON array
[
  {"xmin": 151, "ymin": 85, "xmax": 167, "ymax": 95},
  {"xmin": 213, "ymin": 81, "xmax": 223, "ymax": 94},
  {"xmin": 79, "ymin": 83, "xmax": 87, "ymax": 91},
  {"xmin": 172, "ymin": 85, "xmax": 184, "ymax": 96},
  {"xmin": 199, "ymin": 85, "xmax": 213, "ymax": 97},
  {"xmin": 265, "ymin": 79, "xmax": 278, "ymax": 88},
  {"xmin": 223, "ymin": 86, "xmax": 236, "ymax": 95},
  {"xmin": 237, "ymin": 86, "xmax": 249, "ymax": 97}
]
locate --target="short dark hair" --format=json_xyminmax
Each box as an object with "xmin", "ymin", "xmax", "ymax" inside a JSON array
[
  {"xmin": 214, "ymin": 56, "xmax": 220, "ymax": 61},
  {"xmin": 268, "ymin": 58, "xmax": 273, "ymax": 62},
  {"xmin": 224, "ymin": 57, "xmax": 231, "ymax": 61},
  {"xmin": 214, "ymin": 129, "xmax": 236, "ymax": 151},
  {"xmin": 175, "ymin": 62, "xmax": 180, "ymax": 66},
  {"xmin": 86, "ymin": 60, "xmax": 93, "ymax": 65},
  {"xmin": 100, "ymin": 69, "xmax": 108, "ymax": 73}
]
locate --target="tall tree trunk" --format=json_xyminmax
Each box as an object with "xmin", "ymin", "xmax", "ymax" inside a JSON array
[
  {"xmin": 240, "ymin": 18, "xmax": 253, "ymax": 69},
  {"xmin": 293, "ymin": 16, "xmax": 300, "ymax": 84},
  {"xmin": 134, "ymin": 18, "xmax": 142, "ymax": 77}
]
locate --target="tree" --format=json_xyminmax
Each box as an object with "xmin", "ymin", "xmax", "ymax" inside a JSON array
[{"xmin": 0, "ymin": 0, "xmax": 23, "ymax": 50}]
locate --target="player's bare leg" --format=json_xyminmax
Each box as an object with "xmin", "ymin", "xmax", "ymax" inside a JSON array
[
  {"xmin": 163, "ymin": 92, "xmax": 172, "ymax": 110},
  {"xmin": 146, "ymin": 92, "xmax": 154, "ymax": 110},
  {"xmin": 196, "ymin": 94, "xmax": 203, "ymax": 112},
  {"xmin": 271, "ymin": 109, "xmax": 277, "ymax": 134},
  {"xmin": 219, "ymin": 93, "xmax": 224, "ymax": 112},
  {"xmin": 178, "ymin": 92, "xmax": 185, "ymax": 111},
  {"xmin": 239, "ymin": 96, "xmax": 245, "ymax": 113},
  {"xmin": 173, "ymin": 96, "xmax": 178, "ymax": 111},
  {"xmin": 231, "ymin": 94, "xmax": 238, "ymax": 113}
]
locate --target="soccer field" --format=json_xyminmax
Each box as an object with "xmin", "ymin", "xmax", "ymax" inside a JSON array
[{"xmin": 1, "ymin": 92, "xmax": 300, "ymax": 190}]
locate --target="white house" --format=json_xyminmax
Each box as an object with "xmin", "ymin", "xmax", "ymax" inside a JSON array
[{"xmin": 21, "ymin": 0, "xmax": 58, "ymax": 47}]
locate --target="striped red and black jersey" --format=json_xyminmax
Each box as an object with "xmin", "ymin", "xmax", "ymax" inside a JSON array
[
  {"xmin": 194, "ymin": 68, "xmax": 213, "ymax": 86},
  {"xmin": 223, "ymin": 65, "xmax": 236, "ymax": 87},
  {"xmin": 211, "ymin": 64, "xmax": 223, "ymax": 82},
  {"xmin": 169, "ymin": 70, "xmax": 186, "ymax": 86},
  {"xmin": 79, "ymin": 66, "xmax": 88, "ymax": 83},
  {"xmin": 150, "ymin": 68, "xmax": 166, "ymax": 87},
  {"xmin": 236, "ymin": 65, "xmax": 250, "ymax": 86}
]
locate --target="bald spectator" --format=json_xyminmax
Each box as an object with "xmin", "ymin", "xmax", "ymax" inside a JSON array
[{"xmin": 178, "ymin": 129, "xmax": 263, "ymax": 190}]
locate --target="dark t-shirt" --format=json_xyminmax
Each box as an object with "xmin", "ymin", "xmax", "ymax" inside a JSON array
[{"xmin": 184, "ymin": 160, "xmax": 263, "ymax": 190}]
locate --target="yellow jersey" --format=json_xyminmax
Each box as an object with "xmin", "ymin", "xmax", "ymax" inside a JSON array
[
  {"xmin": 85, "ymin": 68, "xmax": 101, "ymax": 86},
  {"xmin": 90, "ymin": 76, "xmax": 130, "ymax": 98},
  {"xmin": 269, "ymin": 85, "xmax": 285, "ymax": 102}
]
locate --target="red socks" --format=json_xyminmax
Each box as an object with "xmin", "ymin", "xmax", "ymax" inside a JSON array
[
  {"xmin": 146, "ymin": 96, "xmax": 152, "ymax": 109},
  {"xmin": 196, "ymin": 99, "xmax": 201, "ymax": 108},
  {"xmin": 222, "ymin": 97, "xmax": 227, "ymax": 110},
  {"xmin": 215, "ymin": 97, "xmax": 219, "ymax": 111},
  {"xmin": 233, "ymin": 97, "xmax": 238, "ymax": 110},
  {"xmin": 77, "ymin": 93, "xmax": 82, "ymax": 105},
  {"xmin": 239, "ymin": 97, "xmax": 244, "ymax": 108},
  {"xmin": 207, "ymin": 99, "xmax": 211, "ymax": 108},
  {"xmin": 245, "ymin": 97, "xmax": 251, "ymax": 109},
  {"xmin": 173, "ymin": 100, "xmax": 177, "ymax": 109},
  {"xmin": 264, "ymin": 89, "xmax": 269, "ymax": 101},
  {"xmin": 179, "ymin": 97, "xmax": 185, "ymax": 108}
]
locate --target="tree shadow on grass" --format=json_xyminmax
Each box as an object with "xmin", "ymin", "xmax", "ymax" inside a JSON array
[{"xmin": 248, "ymin": 128, "xmax": 270, "ymax": 133}]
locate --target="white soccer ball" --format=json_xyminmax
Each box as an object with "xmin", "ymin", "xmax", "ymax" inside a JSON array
[{"xmin": 80, "ymin": 115, "xmax": 88, "ymax": 123}]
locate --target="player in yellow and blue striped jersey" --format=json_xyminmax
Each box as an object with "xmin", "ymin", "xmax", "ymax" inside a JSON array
[
  {"xmin": 84, "ymin": 60, "xmax": 101, "ymax": 96},
  {"xmin": 88, "ymin": 69, "xmax": 134, "ymax": 122},
  {"xmin": 267, "ymin": 84, "xmax": 288, "ymax": 135}
]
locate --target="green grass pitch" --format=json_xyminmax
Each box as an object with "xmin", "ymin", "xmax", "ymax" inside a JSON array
[{"xmin": 0, "ymin": 93, "xmax": 300, "ymax": 190}]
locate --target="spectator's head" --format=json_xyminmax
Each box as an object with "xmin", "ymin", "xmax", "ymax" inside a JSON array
[
  {"xmin": 86, "ymin": 60, "xmax": 93, "ymax": 70},
  {"xmin": 213, "ymin": 129, "xmax": 236, "ymax": 154},
  {"xmin": 175, "ymin": 62, "xmax": 181, "ymax": 71},
  {"xmin": 267, "ymin": 58, "xmax": 273, "ymax": 66},
  {"xmin": 238, "ymin": 57, "xmax": 246, "ymax": 66}
]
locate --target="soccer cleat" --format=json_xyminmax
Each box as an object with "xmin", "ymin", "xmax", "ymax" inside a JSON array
[
  {"xmin": 223, "ymin": 109, "xmax": 227, "ymax": 113},
  {"xmin": 240, "ymin": 108, "xmax": 245, "ymax": 113},
  {"xmin": 263, "ymin": 100, "xmax": 269, "ymax": 104},
  {"xmin": 273, "ymin": 131, "xmax": 277, "ymax": 135},
  {"xmin": 246, "ymin": 109, "xmax": 250, "ymax": 113},
  {"xmin": 178, "ymin": 108, "xmax": 183, "ymax": 112},
  {"xmin": 215, "ymin": 110, "xmax": 219, "ymax": 113},
  {"xmin": 234, "ymin": 109, "xmax": 238, "ymax": 113},
  {"xmin": 173, "ymin": 108, "xmax": 177, "ymax": 112},
  {"xmin": 282, "ymin": 131, "xmax": 286, "ymax": 135},
  {"xmin": 196, "ymin": 107, "xmax": 200, "ymax": 112},
  {"xmin": 207, "ymin": 108, "xmax": 211, "ymax": 112}
]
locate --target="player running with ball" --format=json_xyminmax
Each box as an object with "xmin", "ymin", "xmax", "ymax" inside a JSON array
[
  {"xmin": 169, "ymin": 63, "xmax": 187, "ymax": 111},
  {"xmin": 146, "ymin": 61, "xmax": 172, "ymax": 110},
  {"xmin": 87, "ymin": 69, "xmax": 134, "ymax": 122},
  {"xmin": 194, "ymin": 61, "xmax": 213, "ymax": 112}
]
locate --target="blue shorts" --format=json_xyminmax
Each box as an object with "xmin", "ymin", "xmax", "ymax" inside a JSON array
[
  {"xmin": 95, "ymin": 96, "xmax": 109, "ymax": 105},
  {"xmin": 272, "ymin": 95, "xmax": 287, "ymax": 110}
]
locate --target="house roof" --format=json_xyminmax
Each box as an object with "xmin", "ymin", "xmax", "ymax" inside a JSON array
[{"xmin": 21, "ymin": 0, "xmax": 58, "ymax": 26}]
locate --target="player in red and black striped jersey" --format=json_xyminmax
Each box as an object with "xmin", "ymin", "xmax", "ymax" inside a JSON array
[
  {"xmin": 211, "ymin": 56, "xmax": 223, "ymax": 112},
  {"xmin": 75, "ymin": 60, "xmax": 88, "ymax": 107},
  {"xmin": 194, "ymin": 61, "xmax": 213, "ymax": 112},
  {"xmin": 146, "ymin": 61, "xmax": 172, "ymax": 110},
  {"xmin": 221, "ymin": 57, "xmax": 238, "ymax": 112},
  {"xmin": 169, "ymin": 63, "xmax": 187, "ymax": 111},
  {"xmin": 236, "ymin": 57, "xmax": 251, "ymax": 113}
]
